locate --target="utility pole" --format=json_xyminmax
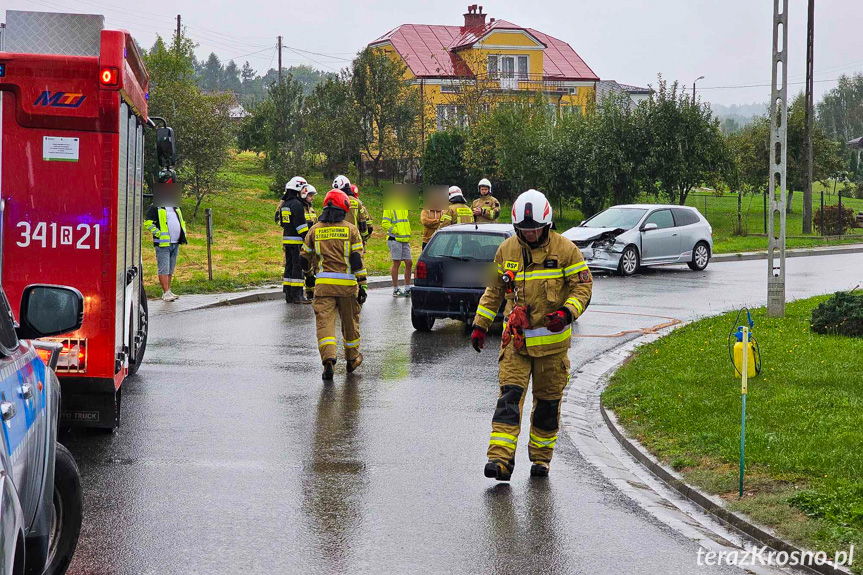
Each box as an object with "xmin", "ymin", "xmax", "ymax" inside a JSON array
[
  {"xmin": 277, "ymin": 36, "xmax": 282, "ymax": 84},
  {"xmin": 802, "ymin": 0, "xmax": 815, "ymax": 234},
  {"xmin": 768, "ymin": 0, "xmax": 788, "ymax": 318},
  {"xmin": 176, "ymin": 14, "xmax": 181, "ymax": 41},
  {"xmin": 692, "ymin": 75, "xmax": 704, "ymax": 105}
]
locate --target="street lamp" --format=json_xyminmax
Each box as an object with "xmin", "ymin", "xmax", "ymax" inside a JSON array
[{"xmin": 692, "ymin": 76, "xmax": 705, "ymax": 104}]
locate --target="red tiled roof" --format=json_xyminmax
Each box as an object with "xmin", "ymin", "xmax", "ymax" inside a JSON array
[{"xmin": 368, "ymin": 21, "xmax": 598, "ymax": 81}]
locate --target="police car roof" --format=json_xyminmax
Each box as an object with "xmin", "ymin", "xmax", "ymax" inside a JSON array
[{"xmin": 438, "ymin": 223, "xmax": 514, "ymax": 234}]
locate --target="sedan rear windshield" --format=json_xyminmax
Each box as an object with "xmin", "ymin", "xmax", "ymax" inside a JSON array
[
  {"xmin": 583, "ymin": 208, "xmax": 647, "ymax": 230},
  {"xmin": 425, "ymin": 232, "xmax": 506, "ymax": 261}
]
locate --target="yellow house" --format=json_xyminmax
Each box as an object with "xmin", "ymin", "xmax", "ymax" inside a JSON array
[{"xmin": 368, "ymin": 5, "xmax": 599, "ymax": 130}]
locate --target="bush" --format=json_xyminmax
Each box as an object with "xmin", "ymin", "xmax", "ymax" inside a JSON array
[
  {"xmin": 810, "ymin": 290, "xmax": 863, "ymax": 337},
  {"xmin": 813, "ymin": 205, "xmax": 855, "ymax": 235},
  {"xmin": 421, "ymin": 130, "xmax": 467, "ymax": 189}
]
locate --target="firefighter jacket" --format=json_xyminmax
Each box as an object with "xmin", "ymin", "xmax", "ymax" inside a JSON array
[
  {"xmin": 301, "ymin": 221, "xmax": 367, "ymax": 297},
  {"xmin": 281, "ymin": 197, "xmax": 309, "ymax": 245},
  {"xmin": 473, "ymin": 231, "xmax": 592, "ymax": 357},
  {"xmin": 345, "ymin": 197, "xmax": 369, "ymax": 235},
  {"xmin": 421, "ymin": 209, "xmax": 443, "ymax": 243},
  {"xmin": 360, "ymin": 203, "xmax": 372, "ymax": 241},
  {"xmin": 382, "ymin": 209, "xmax": 411, "ymax": 243},
  {"xmin": 440, "ymin": 198, "xmax": 474, "ymax": 227},
  {"xmin": 144, "ymin": 205, "xmax": 187, "ymax": 247},
  {"xmin": 472, "ymin": 195, "xmax": 501, "ymax": 223},
  {"xmin": 304, "ymin": 203, "xmax": 318, "ymax": 227}
]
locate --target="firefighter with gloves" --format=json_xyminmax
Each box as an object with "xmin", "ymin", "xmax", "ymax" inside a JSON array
[
  {"xmin": 302, "ymin": 190, "xmax": 368, "ymax": 380},
  {"xmin": 439, "ymin": 186, "xmax": 474, "ymax": 227},
  {"xmin": 332, "ymin": 175, "xmax": 371, "ymax": 242},
  {"xmin": 301, "ymin": 184, "xmax": 318, "ymax": 300},
  {"xmin": 472, "ymin": 178, "xmax": 500, "ymax": 223},
  {"xmin": 471, "ymin": 189, "xmax": 592, "ymax": 481},
  {"xmin": 278, "ymin": 176, "xmax": 311, "ymax": 304}
]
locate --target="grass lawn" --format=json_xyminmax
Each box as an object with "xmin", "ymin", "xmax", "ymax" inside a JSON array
[
  {"xmin": 144, "ymin": 152, "xmax": 863, "ymax": 297},
  {"xmin": 602, "ymin": 296, "xmax": 863, "ymax": 570}
]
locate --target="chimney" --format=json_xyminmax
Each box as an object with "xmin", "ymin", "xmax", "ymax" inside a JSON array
[{"xmin": 463, "ymin": 5, "xmax": 487, "ymax": 28}]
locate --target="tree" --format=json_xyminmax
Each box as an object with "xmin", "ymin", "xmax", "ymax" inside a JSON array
[
  {"xmin": 175, "ymin": 90, "xmax": 236, "ymax": 219},
  {"xmin": 592, "ymin": 94, "xmax": 649, "ymax": 207},
  {"xmin": 641, "ymin": 76, "xmax": 729, "ymax": 205},
  {"xmin": 223, "ymin": 60, "xmax": 242, "ymax": 95},
  {"xmin": 422, "ymin": 130, "xmax": 468, "ymax": 190},
  {"xmin": 786, "ymin": 92, "xmax": 843, "ymax": 217},
  {"xmin": 817, "ymin": 73, "xmax": 863, "ymax": 177},
  {"xmin": 264, "ymin": 76, "xmax": 308, "ymax": 192},
  {"xmin": 199, "ymin": 52, "xmax": 224, "ymax": 92},
  {"xmin": 304, "ymin": 72, "xmax": 360, "ymax": 178},
  {"xmin": 725, "ymin": 117, "xmax": 770, "ymax": 234},
  {"xmin": 351, "ymin": 47, "xmax": 419, "ymax": 185}
]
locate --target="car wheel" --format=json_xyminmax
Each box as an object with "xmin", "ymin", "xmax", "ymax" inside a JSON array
[
  {"xmin": 411, "ymin": 309, "xmax": 435, "ymax": 332},
  {"xmin": 618, "ymin": 245, "xmax": 640, "ymax": 276},
  {"xmin": 688, "ymin": 241, "xmax": 711, "ymax": 271},
  {"xmin": 42, "ymin": 444, "xmax": 82, "ymax": 575}
]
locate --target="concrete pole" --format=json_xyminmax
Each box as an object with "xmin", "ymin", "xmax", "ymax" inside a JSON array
[{"xmin": 768, "ymin": 0, "xmax": 788, "ymax": 317}]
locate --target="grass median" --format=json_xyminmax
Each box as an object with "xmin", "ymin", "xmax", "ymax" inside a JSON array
[
  {"xmin": 144, "ymin": 151, "xmax": 863, "ymax": 298},
  {"xmin": 602, "ymin": 296, "xmax": 863, "ymax": 570}
]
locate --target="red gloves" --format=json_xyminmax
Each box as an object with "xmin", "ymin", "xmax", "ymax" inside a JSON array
[
  {"xmin": 471, "ymin": 327, "xmax": 486, "ymax": 352},
  {"xmin": 545, "ymin": 309, "xmax": 572, "ymax": 333}
]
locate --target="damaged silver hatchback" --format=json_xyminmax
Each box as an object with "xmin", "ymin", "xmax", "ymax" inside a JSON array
[{"xmin": 562, "ymin": 205, "xmax": 713, "ymax": 276}]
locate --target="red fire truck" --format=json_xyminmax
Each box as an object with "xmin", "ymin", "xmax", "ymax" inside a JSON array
[{"xmin": 0, "ymin": 10, "xmax": 168, "ymax": 429}]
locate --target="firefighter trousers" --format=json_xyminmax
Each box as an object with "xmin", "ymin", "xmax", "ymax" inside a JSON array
[
  {"xmin": 283, "ymin": 244, "xmax": 304, "ymax": 299},
  {"xmin": 313, "ymin": 295, "xmax": 361, "ymax": 364},
  {"xmin": 487, "ymin": 345, "xmax": 571, "ymax": 468}
]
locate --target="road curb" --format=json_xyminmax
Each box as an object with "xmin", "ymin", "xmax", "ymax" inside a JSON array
[
  {"xmin": 712, "ymin": 243, "xmax": 863, "ymax": 263},
  {"xmin": 169, "ymin": 276, "xmax": 394, "ymax": 312},
  {"xmin": 567, "ymin": 332, "xmax": 853, "ymax": 575}
]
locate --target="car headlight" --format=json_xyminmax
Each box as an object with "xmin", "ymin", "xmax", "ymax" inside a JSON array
[{"xmin": 594, "ymin": 239, "xmax": 615, "ymax": 251}]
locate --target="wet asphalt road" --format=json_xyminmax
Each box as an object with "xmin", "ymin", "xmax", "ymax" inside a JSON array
[{"xmin": 63, "ymin": 255, "xmax": 863, "ymax": 575}]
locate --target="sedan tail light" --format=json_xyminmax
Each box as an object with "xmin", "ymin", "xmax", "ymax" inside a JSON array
[{"xmin": 416, "ymin": 260, "xmax": 427, "ymax": 279}]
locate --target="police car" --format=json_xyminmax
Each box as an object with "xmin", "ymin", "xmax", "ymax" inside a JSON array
[{"xmin": 0, "ymin": 283, "xmax": 83, "ymax": 575}]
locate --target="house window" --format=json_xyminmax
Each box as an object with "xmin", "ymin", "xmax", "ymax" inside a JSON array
[
  {"xmin": 487, "ymin": 55, "xmax": 498, "ymax": 78},
  {"xmin": 440, "ymin": 85, "xmax": 461, "ymax": 94},
  {"xmin": 436, "ymin": 105, "xmax": 467, "ymax": 130},
  {"xmin": 517, "ymin": 56, "xmax": 529, "ymax": 80},
  {"xmin": 561, "ymin": 105, "xmax": 582, "ymax": 117}
]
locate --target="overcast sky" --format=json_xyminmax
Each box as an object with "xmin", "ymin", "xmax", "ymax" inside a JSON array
[{"xmin": 9, "ymin": 0, "xmax": 862, "ymax": 108}]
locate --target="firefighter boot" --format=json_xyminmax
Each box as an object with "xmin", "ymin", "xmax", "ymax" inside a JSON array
[
  {"xmin": 530, "ymin": 462, "xmax": 550, "ymax": 477},
  {"xmin": 484, "ymin": 460, "xmax": 513, "ymax": 481},
  {"xmin": 322, "ymin": 359, "xmax": 336, "ymax": 381},
  {"xmin": 346, "ymin": 353, "xmax": 363, "ymax": 374}
]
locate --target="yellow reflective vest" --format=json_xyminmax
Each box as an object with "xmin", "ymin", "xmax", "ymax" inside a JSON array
[
  {"xmin": 144, "ymin": 205, "xmax": 187, "ymax": 247},
  {"xmin": 382, "ymin": 209, "xmax": 411, "ymax": 243}
]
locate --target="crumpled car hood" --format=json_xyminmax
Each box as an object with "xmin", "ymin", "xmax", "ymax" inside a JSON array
[{"xmin": 562, "ymin": 226, "xmax": 627, "ymax": 242}]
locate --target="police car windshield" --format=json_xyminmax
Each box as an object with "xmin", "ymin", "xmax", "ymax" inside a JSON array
[
  {"xmin": 426, "ymin": 232, "xmax": 506, "ymax": 261},
  {"xmin": 583, "ymin": 208, "xmax": 647, "ymax": 230}
]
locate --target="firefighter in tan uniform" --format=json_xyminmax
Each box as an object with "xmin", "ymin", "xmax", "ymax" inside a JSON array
[
  {"xmin": 439, "ymin": 186, "xmax": 474, "ymax": 228},
  {"xmin": 302, "ymin": 190, "xmax": 368, "ymax": 380},
  {"xmin": 301, "ymin": 184, "xmax": 318, "ymax": 300},
  {"xmin": 351, "ymin": 184, "xmax": 373, "ymax": 245},
  {"xmin": 471, "ymin": 190, "xmax": 592, "ymax": 481},
  {"xmin": 332, "ymin": 175, "xmax": 371, "ymax": 243},
  {"xmin": 471, "ymin": 178, "xmax": 501, "ymax": 224}
]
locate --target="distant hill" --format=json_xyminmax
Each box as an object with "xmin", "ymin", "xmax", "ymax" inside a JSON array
[{"xmin": 709, "ymin": 102, "xmax": 769, "ymax": 134}]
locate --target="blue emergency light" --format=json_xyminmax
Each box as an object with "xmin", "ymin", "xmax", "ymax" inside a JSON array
[{"xmin": 0, "ymin": 63, "xmax": 6, "ymax": 77}]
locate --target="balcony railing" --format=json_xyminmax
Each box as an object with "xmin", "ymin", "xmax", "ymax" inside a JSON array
[{"xmin": 473, "ymin": 72, "xmax": 573, "ymax": 93}]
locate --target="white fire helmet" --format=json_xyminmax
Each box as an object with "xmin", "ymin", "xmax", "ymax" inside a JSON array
[
  {"xmin": 301, "ymin": 184, "xmax": 317, "ymax": 199},
  {"xmin": 512, "ymin": 189, "xmax": 552, "ymax": 230},
  {"xmin": 478, "ymin": 178, "xmax": 492, "ymax": 195},
  {"xmin": 448, "ymin": 185, "xmax": 464, "ymax": 200},
  {"xmin": 332, "ymin": 175, "xmax": 351, "ymax": 192},
  {"xmin": 285, "ymin": 176, "xmax": 308, "ymax": 193}
]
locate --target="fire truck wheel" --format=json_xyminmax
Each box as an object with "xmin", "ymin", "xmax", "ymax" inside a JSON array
[
  {"xmin": 42, "ymin": 444, "xmax": 83, "ymax": 575},
  {"xmin": 128, "ymin": 280, "xmax": 148, "ymax": 377}
]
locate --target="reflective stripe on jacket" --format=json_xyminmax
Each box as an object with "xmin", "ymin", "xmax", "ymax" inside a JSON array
[
  {"xmin": 472, "ymin": 195, "xmax": 501, "ymax": 223},
  {"xmin": 473, "ymin": 231, "xmax": 592, "ymax": 357},
  {"xmin": 382, "ymin": 209, "xmax": 411, "ymax": 242},
  {"xmin": 301, "ymin": 221, "xmax": 367, "ymax": 297},
  {"xmin": 439, "ymin": 203, "xmax": 474, "ymax": 227},
  {"xmin": 144, "ymin": 206, "xmax": 187, "ymax": 247}
]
